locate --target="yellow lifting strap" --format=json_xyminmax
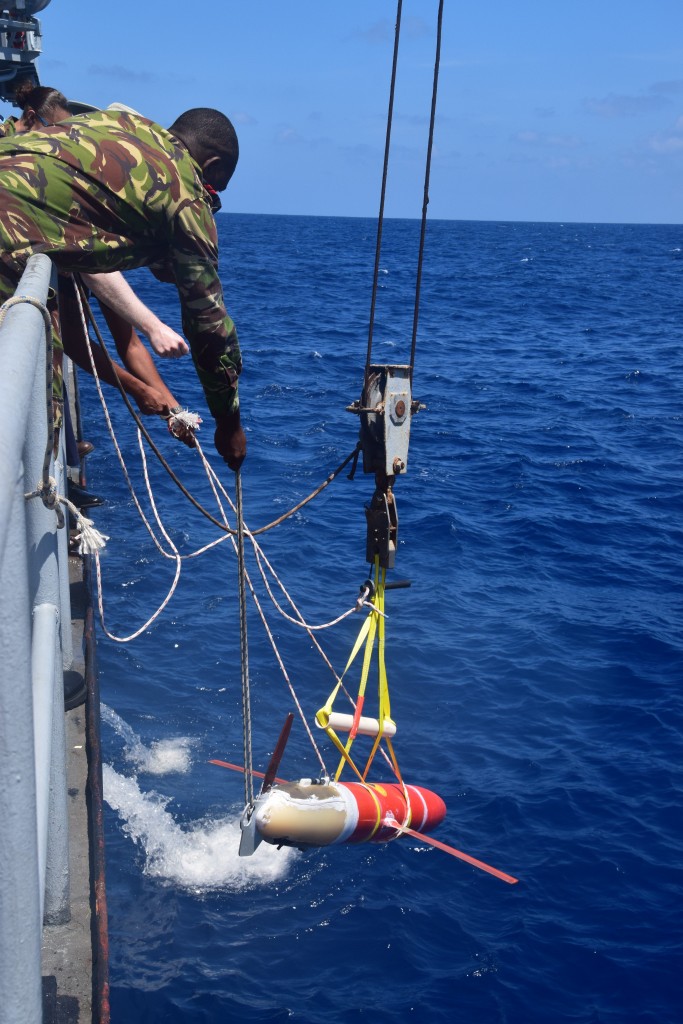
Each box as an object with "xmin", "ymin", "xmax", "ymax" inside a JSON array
[{"xmin": 315, "ymin": 557, "xmax": 398, "ymax": 783}]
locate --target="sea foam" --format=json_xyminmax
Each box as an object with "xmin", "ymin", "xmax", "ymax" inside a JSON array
[{"xmin": 103, "ymin": 764, "xmax": 295, "ymax": 891}]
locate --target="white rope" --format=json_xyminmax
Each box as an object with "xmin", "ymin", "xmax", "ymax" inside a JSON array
[
  {"xmin": 25, "ymin": 473, "xmax": 110, "ymax": 554},
  {"xmin": 187, "ymin": 437, "xmax": 394, "ymax": 776},
  {"xmin": 69, "ymin": 284, "xmax": 186, "ymax": 641},
  {"xmin": 65, "ymin": 284, "xmax": 355, "ymax": 772},
  {"xmin": 167, "ymin": 407, "xmax": 201, "ymax": 434},
  {"xmin": 212, "ymin": 455, "xmax": 327, "ymax": 775},
  {"xmin": 72, "ymin": 276, "xmax": 371, "ymax": 637},
  {"xmin": 2, "ymin": 287, "xmax": 106, "ymax": 549},
  {"xmin": 191, "ymin": 439, "xmax": 385, "ymax": 628},
  {"xmin": 250, "ymin": 542, "xmax": 384, "ymax": 629}
]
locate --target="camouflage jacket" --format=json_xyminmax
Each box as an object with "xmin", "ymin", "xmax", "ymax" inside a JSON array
[
  {"xmin": 0, "ymin": 109, "xmax": 241, "ymax": 416},
  {"xmin": 0, "ymin": 117, "xmax": 17, "ymax": 138}
]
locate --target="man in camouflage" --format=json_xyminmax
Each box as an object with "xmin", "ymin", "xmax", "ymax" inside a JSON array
[{"xmin": 0, "ymin": 105, "xmax": 245, "ymax": 468}]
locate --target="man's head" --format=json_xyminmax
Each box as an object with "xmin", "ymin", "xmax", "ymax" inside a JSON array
[
  {"xmin": 13, "ymin": 82, "xmax": 70, "ymax": 131},
  {"xmin": 168, "ymin": 107, "xmax": 239, "ymax": 192}
]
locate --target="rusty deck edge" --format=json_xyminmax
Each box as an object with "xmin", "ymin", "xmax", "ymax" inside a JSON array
[{"xmin": 83, "ymin": 554, "xmax": 110, "ymax": 1024}]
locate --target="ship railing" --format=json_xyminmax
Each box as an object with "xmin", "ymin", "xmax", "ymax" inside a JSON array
[{"xmin": 0, "ymin": 253, "xmax": 75, "ymax": 1022}]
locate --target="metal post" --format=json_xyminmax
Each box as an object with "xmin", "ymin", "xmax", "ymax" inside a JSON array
[
  {"xmin": 21, "ymin": 263, "xmax": 71, "ymax": 926},
  {"xmin": 32, "ymin": 600, "xmax": 59, "ymax": 920},
  {"xmin": 0, "ymin": 253, "xmax": 72, "ymax": 1021},
  {"xmin": 0, "ymin": 475, "xmax": 43, "ymax": 1024}
]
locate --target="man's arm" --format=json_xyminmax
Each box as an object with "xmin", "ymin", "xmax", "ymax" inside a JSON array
[
  {"xmin": 169, "ymin": 198, "xmax": 246, "ymax": 470},
  {"xmin": 61, "ymin": 313, "xmax": 170, "ymax": 416},
  {"xmin": 96, "ymin": 302, "xmax": 197, "ymax": 447},
  {"xmin": 97, "ymin": 303, "xmax": 179, "ymax": 408},
  {"xmin": 58, "ymin": 277, "xmax": 193, "ymax": 446},
  {"xmin": 81, "ymin": 271, "xmax": 189, "ymax": 358}
]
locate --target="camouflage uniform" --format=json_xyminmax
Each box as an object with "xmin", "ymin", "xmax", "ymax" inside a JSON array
[
  {"xmin": 0, "ymin": 113, "xmax": 65, "ymax": 424},
  {"xmin": 0, "ymin": 117, "xmax": 17, "ymax": 138},
  {"xmin": 0, "ymin": 108, "xmax": 241, "ymax": 417}
]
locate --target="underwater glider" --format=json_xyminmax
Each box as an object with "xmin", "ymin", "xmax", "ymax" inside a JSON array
[
  {"xmin": 210, "ymin": 714, "xmax": 518, "ymax": 885},
  {"xmin": 212, "ymin": 6, "xmax": 518, "ymax": 887}
]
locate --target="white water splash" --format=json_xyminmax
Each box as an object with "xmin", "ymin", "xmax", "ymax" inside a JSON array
[
  {"xmin": 101, "ymin": 702, "xmax": 193, "ymax": 775},
  {"xmin": 103, "ymin": 764, "xmax": 296, "ymax": 890}
]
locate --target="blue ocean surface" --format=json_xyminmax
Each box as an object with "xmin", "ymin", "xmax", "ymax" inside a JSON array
[{"xmin": 82, "ymin": 216, "xmax": 682, "ymax": 1023}]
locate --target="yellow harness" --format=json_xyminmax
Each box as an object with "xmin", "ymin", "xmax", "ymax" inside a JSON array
[{"xmin": 316, "ymin": 556, "xmax": 403, "ymax": 790}]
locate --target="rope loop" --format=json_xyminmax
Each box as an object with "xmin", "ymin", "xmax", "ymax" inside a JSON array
[
  {"xmin": 24, "ymin": 475, "xmax": 65, "ymax": 529},
  {"xmin": 40, "ymin": 475, "xmax": 59, "ymax": 511},
  {"xmin": 0, "ymin": 292, "xmax": 52, "ymax": 335},
  {"xmin": 23, "ymin": 476, "xmax": 110, "ymax": 548}
]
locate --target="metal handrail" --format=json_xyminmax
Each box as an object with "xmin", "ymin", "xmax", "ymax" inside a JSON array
[{"xmin": 0, "ymin": 254, "xmax": 73, "ymax": 1022}]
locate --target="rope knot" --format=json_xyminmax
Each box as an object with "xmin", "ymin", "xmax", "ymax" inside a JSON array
[
  {"xmin": 25, "ymin": 476, "xmax": 65, "ymax": 528},
  {"xmin": 166, "ymin": 407, "xmax": 202, "ymax": 445},
  {"xmin": 40, "ymin": 475, "xmax": 58, "ymax": 510}
]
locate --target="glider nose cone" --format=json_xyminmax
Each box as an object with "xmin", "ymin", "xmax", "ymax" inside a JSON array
[{"xmin": 417, "ymin": 786, "xmax": 447, "ymax": 832}]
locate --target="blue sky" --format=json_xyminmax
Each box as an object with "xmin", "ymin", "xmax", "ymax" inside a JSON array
[{"xmin": 17, "ymin": 0, "xmax": 683, "ymax": 223}]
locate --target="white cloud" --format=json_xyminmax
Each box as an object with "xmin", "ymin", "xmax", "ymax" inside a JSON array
[
  {"xmin": 647, "ymin": 114, "xmax": 683, "ymax": 154},
  {"xmin": 513, "ymin": 131, "xmax": 581, "ymax": 149},
  {"xmin": 583, "ymin": 93, "xmax": 668, "ymax": 118},
  {"xmin": 233, "ymin": 111, "xmax": 258, "ymax": 126}
]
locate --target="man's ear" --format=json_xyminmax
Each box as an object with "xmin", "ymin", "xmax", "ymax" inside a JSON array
[
  {"xmin": 202, "ymin": 154, "xmax": 220, "ymax": 175},
  {"xmin": 23, "ymin": 108, "xmax": 37, "ymax": 129}
]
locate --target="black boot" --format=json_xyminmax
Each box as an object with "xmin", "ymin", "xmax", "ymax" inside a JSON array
[{"xmin": 68, "ymin": 481, "xmax": 105, "ymax": 509}]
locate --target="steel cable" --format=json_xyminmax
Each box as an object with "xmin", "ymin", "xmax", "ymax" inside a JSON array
[
  {"xmin": 236, "ymin": 470, "xmax": 254, "ymax": 807},
  {"xmin": 409, "ymin": 0, "xmax": 445, "ymax": 384}
]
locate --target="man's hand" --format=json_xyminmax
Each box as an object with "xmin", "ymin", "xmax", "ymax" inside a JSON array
[
  {"xmin": 146, "ymin": 321, "xmax": 189, "ymax": 359},
  {"xmin": 166, "ymin": 408, "xmax": 198, "ymax": 448},
  {"xmin": 214, "ymin": 409, "xmax": 247, "ymax": 471},
  {"xmin": 132, "ymin": 382, "xmax": 173, "ymax": 417},
  {"xmin": 83, "ymin": 270, "xmax": 189, "ymax": 358}
]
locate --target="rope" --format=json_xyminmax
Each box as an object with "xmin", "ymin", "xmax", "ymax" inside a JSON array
[
  {"xmin": 73, "ymin": 279, "xmax": 373, "ymax": 635},
  {"xmin": 64, "ymin": 276, "xmax": 382, "ymax": 780},
  {"xmin": 233, "ymin": 533, "xmax": 329, "ymax": 777},
  {"xmin": 136, "ymin": 421, "xmax": 331, "ymax": 768},
  {"xmin": 249, "ymin": 543, "xmax": 383, "ymax": 630},
  {"xmin": 73, "ymin": 274, "xmax": 359, "ymax": 537},
  {"xmin": 200, "ymin": 443, "xmax": 328, "ymax": 774},
  {"xmin": 409, "ymin": 0, "xmax": 444, "ymax": 384},
  {"xmin": 0, "ymin": 291, "xmax": 110, "ymax": 550},
  {"xmin": 190, "ymin": 440, "xmax": 384, "ymax": 629},
  {"xmin": 168, "ymin": 435, "xmax": 393, "ymax": 779},
  {"xmin": 22, "ymin": 472, "xmax": 109, "ymax": 552},
  {"xmin": 0, "ymin": 293, "xmax": 60, "ymax": 521},
  {"xmin": 364, "ymin": 0, "xmax": 403, "ymax": 378}
]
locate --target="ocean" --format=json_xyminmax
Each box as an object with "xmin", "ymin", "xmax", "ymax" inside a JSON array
[{"xmin": 82, "ymin": 215, "xmax": 682, "ymax": 1023}]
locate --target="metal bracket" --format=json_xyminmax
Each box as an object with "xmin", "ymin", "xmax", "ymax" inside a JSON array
[
  {"xmin": 349, "ymin": 364, "xmax": 413, "ymax": 478},
  {"xmin": 365, "ymin": 485, "xmax": 398, "ymax": 569},
  {"xmin": 238, "ymin": 804, "xmax": 262, "ymax": 857},
  {"xmin": 0, "ymin": 2, "xmax": 48, "ymax": 103},
  {"xmin": 348, "ymin": 364, "xmax": 424, "ymax": 569}
]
